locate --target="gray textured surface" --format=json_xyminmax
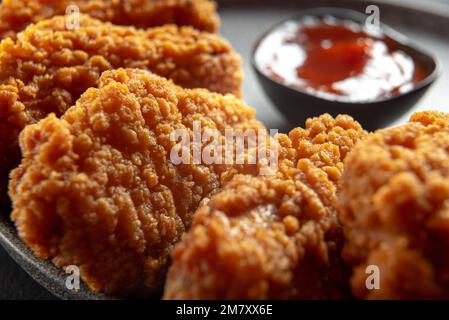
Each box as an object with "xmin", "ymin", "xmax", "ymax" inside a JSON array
[
  {"xmin": 1, "ymin": 0, "xmax": 449, "ymax": 300},
  {"xmin": 0, "ymin": 246, "xmax": 55, "ymax": 300}
]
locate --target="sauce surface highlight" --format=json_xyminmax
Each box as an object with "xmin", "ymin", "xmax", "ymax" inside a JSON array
[{"xmin": 255, "ymin": 16, "xmax": 429, "ymax": 102}]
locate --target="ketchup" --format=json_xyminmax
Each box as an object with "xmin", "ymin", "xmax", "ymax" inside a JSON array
[{"xmin": 255, "ymin": 16, "xmax": 429, "ymax": 101}]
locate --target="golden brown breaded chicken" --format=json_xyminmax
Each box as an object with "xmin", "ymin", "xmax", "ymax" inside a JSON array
[
  {"xmin": 9, "ymin": 68, "xmax": 264, "ymax": 295},
  {"xmin": 163, "ymin": 114, "xmax": 367, "ymax": 299},
  {"xmin": 0, "ymin": 14, "xmax": 242, "ymax": 208},
  {"xmin": 339, "ymin": 111, "xmax": 449, "ymax": 299},
  {"xmin": 0, "ymin": 0, "xmax": 219, "ymax": 40}
]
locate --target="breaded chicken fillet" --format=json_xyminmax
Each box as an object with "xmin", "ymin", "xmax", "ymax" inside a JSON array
[
  {"xmin": 0, "ymin": 14, "xmax": 242, "ymax": 207},
  {"xmin": 163, "ymin": 114, "xmax": 367, "ymax": 299},
  {"xmin": 339, "ymin": 111, "xmax": 449, "ymax": 299},
  {"xmin": 0, "ymin": 0, "xmax": 219, "ymax": 40},
  {"xmin": 9, "ymin": 68, "xmax": 264, "ymax": 295}
]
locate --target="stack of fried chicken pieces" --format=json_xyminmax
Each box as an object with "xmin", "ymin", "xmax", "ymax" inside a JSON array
[{"xmin": 1, "ymin": 0, "xmax": 448, "ymax": 299}]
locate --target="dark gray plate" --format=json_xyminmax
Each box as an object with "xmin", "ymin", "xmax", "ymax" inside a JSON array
[
  {"xmin": 1, "ymin": 0, "xmax": 449, "ymax": 300},
  {"xmin": 0, "ymin": 213, "xmax": 109, "ymax": 300}
]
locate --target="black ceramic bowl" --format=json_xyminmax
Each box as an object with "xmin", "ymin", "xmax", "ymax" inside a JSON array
[{"xmin": 251, "ymin": 7, "xmax": 440, "ymax": 130}]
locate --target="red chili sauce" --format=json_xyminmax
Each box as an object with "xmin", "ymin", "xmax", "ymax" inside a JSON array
[{"xmin": 254, "ymin": 16, "xmax": 429, "ymax": 101}]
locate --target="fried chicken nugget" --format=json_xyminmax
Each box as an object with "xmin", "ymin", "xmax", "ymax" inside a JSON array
[
  {"xmin": 0, "ymin": 0, "xmax": 219, "ymax": 40},
  {"xmin": 339, "ymin": 111, "xmax": 449, "ymax": 299},
  {"xmin": 9, "ymin": 68, "xmax": 264, "ymax": 295},
  {"xmin": 163, "ymin": 114, "xmax": 367, "ymax": 299},
  {"xmin": 0, "ymin": 14, "xmax": 242, "ymax": 208}
]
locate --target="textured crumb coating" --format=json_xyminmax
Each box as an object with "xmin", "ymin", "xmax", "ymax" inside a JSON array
[
  {"xmin": 339, "ymin": 111, "xmax": 449, "ymax": 299},
  {"xmin": 9, "ymin": 68, "xmax": 263, "ymax": 295},
  {"xmin": 163, "ymin": 114, "xmax": 367, "ymax": 299},
  {"xmin": 0, "ymin": 0, "xmax": 219, "ymax": 40},
  {"xmin": 0, "ymin": 14, "xmax": 242, "ymax": 206}
]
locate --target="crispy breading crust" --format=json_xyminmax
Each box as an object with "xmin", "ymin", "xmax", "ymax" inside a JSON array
[
  {"xmin": 9, "ymin": 69, "xmax": 262, "ymax": 295},
  {"xmin": 339, "ymin": 111, "xmax": 449, "ymax": 299},
  {"xmin": 163, "ymin": 114, "xmax": 367, "ymax": 299},
  {"xmin": 0, "ymin": 14, "xmax": 242, "ymax": 208},
  {"xmin": 0, "ymin": 0, "xmax": 219, "ymax": 40}
]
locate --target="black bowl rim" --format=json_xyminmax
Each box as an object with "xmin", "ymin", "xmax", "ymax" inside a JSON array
[{"xmin": 250, "ymin": 6, "xmax": 441, "ymax": 107}]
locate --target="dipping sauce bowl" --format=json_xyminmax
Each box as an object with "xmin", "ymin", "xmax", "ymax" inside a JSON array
[{"xmin": 252, "ymin": 7, "xmax": 440, "ymax": 130}]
